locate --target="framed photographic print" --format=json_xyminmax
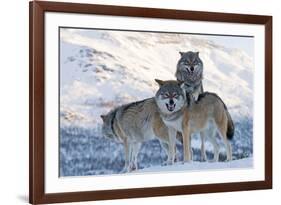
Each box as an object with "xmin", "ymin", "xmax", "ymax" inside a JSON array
[{"xmin": 29, "ymin": 1, "xmax": 272, "ymax": 204}]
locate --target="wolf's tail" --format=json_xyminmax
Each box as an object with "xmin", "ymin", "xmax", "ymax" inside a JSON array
[{"xmin": 226, "ymin": 110, "xmax": 235, "ymax": 140}]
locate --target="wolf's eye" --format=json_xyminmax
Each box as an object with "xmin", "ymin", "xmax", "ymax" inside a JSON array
[
  {"xmin": 172, "ymin": 93, "xmax": 179, "ymax": 99},
  {"xmin": 160, "ymin": 93, "xmax": 165, "ymax": 98},
  {"xmin": 164, "ymin": 93, "xmax": 170, "ymax": 98}
]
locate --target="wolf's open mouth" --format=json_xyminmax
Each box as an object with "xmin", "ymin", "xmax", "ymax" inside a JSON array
[{"xmin": 166, "ymin": 103, "xmax": 176, "ymax": 112}]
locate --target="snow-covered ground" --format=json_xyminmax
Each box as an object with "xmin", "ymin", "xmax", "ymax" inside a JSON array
[
  {"xmin": 59, "ymin": 28, "xmax": 254, "ymax": 177},
  {"xmin": 60, "ymin": 124, "xmax": 252, "ymax": 176},
  {"xmin": 135, "ymin": 157, "xmax": 253, "ymax": 174}
]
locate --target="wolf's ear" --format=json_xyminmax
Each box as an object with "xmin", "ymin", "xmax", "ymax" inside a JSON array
[
  {"xmin": 179, "ymin": 51, "xmax": 184, "ymax": 57},
  {"xmin": 179, "ymin": 81, "xmax": 186, "ymax": 90},
  {"xmin": 100, "ymin": 115, "xmax": 106, "ymax": 121},
  {"xmin": 155, "ymin": 79, "xmax": 165, "ymax": 86},
  {"xmin": 177, "ymin": 80, "xmax": 184, "ymax": 87}
]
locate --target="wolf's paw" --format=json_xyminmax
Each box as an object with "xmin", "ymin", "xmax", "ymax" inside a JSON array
[
  {"xmin": 162, "ymin": 161, "xmax": 168, "ymax": 166},
  {"xmin": 225, "ymin": 155, "xmax": 232, "ymax": 162},
  {"xmin": 200, "ymin": 156, "xmax": 207, "ymax": 162},
  {"xmin": 209, "ymin": 158, "xmax": 218, "ymax": 163},
  {"xmin": 175, "ymin": 155, "xmax": 181, "ymax": 163},
  {"xmin": 128, "ymin": 164, "xmax": 138, "ymax": 172},
  {"xmin": 184, "ymin": 155, "xmax": 193, "ymax": 163},
  {"xmin": 120, "ymin": 167, "xmax": 128, "ymax": 173},
  {"xmin": 163, "ymin": 160, "xmax": 175, "ymax": 166},
  {"xmin": 167, "ymin": 160, "xmax": 175, "ymax": 166},
  {"xmin": 121, "ymin": 164, "xmax": 136, "ymax": 173}
]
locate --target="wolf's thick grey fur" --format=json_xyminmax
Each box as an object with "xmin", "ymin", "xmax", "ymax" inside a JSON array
[
  {"xmin": 196, "ymin": 92, "xmax": 235, "ymax": 140},
  {"xmin": 101, "ymin": 98, "xmax": 176, "ymax": 172},
  {"xmin": 155, "ymin": 80, "xmax": 234, "ymax": 162},
  {"xmin": 175, "ymin": 51, "xmax": 204, "ymax": 100}
]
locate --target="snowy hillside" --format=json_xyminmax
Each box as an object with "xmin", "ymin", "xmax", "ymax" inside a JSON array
[
  {"xmin": 60, "ymin": 28, "xmax": 253, "ymax": 128},
  {"xmin": 59, "ymin": 28, "xmax": 254, "ymax": 176}
]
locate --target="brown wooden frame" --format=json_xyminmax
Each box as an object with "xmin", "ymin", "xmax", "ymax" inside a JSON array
[{"xmin": 29, "ymin": 1, "xmax": 272, "ymax": 204}]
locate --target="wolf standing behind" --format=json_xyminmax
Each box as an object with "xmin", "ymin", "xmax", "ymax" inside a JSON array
[
  {"xmin": 175, "ymin": 51, "xmax": 204, "ymax": 100},
  {"xmin": 175, "ymin": 51, "xmax": 204, "ymax": 159},
  {"xmin": 100, "ymin": 98, "xmax": 177, "ymax": 172},
  {"xmin": 155, "ymin": 80, "xmax": 234, "ymax": 162}
]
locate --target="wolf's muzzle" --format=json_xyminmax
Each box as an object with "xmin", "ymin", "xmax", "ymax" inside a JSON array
[
  {"xmin": 169, "ymin": 99, "xmax": 174, "ymax": 105},
  {"xmin": 166, "ymin": 103, "xmax": 176, "ymax": 112}
]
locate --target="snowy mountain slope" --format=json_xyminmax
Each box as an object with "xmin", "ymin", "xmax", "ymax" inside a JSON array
[{"xmin": 60, "ymin": 28, "xmax": 254, "ymax": 128}]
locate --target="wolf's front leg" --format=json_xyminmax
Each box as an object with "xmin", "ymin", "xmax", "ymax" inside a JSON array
[
  {"xmin": 208, "ymin": 131, "xmax": 219, "ymax": 162},
  {"xmin": 122, "ymin": 141, "xmax": 133, "ymax": 173},
  {"xmin": 224, "ymin": 139, "xmax": 232, "ymax": 162},
  {"xmin": 131, "ymin": 142, "xmax": 141, "ymax": 171},
  {"xmin": 167, "ymin": 128, "xmax": 177, "ymax": 165},
  {"xmin": 159, "ymin": 142, "xmax": 170, "ymax": 165},
  {"xmin": 183, "ymin": 126, "xmax": 192, "ymax": 162},
  {"xmin": 200, "ymin": 131, "xmax": 207, "ymax": 162}
]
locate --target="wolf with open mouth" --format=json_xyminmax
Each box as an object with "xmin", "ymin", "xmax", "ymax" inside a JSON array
[{"xmin": 175, "ymin": 51, "xmax": 204, "ymax": 100}]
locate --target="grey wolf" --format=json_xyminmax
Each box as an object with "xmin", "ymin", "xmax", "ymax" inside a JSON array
[
  {"xmin": 100, "ymin": 98, "xmax": 176, "ymax": 172},
  {"xmin": 154, "ymin": 79, "xmax": 234, "ymax": 162},
  {"xmin": 175, "ymin": 51, "xmax": 204, "ymax": 100}
]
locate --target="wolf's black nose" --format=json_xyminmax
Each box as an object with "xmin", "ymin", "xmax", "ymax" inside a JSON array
[
  {"xmin": 190, "ymin": 66, "xmax": 194, "ymax": 72},
  {"xmin": 169, "ymin": 99, "xmax": 174, "ymax": 105}
]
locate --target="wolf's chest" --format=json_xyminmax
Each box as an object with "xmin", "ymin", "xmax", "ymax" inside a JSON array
[{"xmin": 163, "ymin": 116, "xmax": 183, "ymax": 132}]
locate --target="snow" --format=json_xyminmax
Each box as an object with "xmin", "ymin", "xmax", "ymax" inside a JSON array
[
  {"xmin": 60, "ymin": 126, "xmax": 253, "ymax": 176},
  {"xmin": 59, "ymin": 28, "xmax": 254, "ymax": 177},
  {"xmin": 135, "ymin": 157, "xmax": 253, "ymax": 173}
]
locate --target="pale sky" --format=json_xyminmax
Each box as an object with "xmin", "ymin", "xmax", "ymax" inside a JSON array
[
  {"xmin": 199, "ymin": 35, "xmax": 254, "ymax": 58},
  {"xmin": 62, "ymin": 28, "xmax": 254, "ymax": 59}
]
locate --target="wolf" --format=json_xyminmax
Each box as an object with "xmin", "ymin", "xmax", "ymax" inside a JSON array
[
  {"xmin": 175, "ymin": 51, "xmax": 204, "ymax": 100},
  {"xmin": 155, "ymin": 79, "xmax": 234, "ymax": 162},
  {"xmin": 100, "ymin": 98, "xmax": 177, "ymax": 172}
]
